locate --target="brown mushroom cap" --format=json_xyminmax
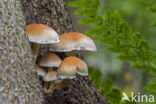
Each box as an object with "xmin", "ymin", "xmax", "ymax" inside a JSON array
[
  {"xmin": 39, "ymin": 53, "xmax": 62, "ymax": 67},
  {"xmin": 43, "ymin": 70, "xmax": 57, "ymax": 81},
  {"xmin": 35, "ymin": 64, "xmax": 46, "ymax": 77},
  {"xmin": 76, "ymin": 58, "xmax": 88, "ymax": 76},
  {"xmin": 50, "ymin": 32, "xmax": 96, "ymax": 52},
  {"xmin": 57, "ymin": 56, "xmax": 88, "ymax": 79},
  {"xmin": 26, "ymin": 24, "xmax": 59, "ymax": 44}
]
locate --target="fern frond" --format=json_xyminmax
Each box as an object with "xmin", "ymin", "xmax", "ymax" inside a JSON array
[
  {"xmin": 68, "ymin": 0, "xmax": 97, "ymax": 7},
  {"xmin": 68, "ymin": 0, "xmax": 156, "ymax": 101},
  {"xmin": 78, "ymin": 15, "xmax": 102, "ymax": 25}
]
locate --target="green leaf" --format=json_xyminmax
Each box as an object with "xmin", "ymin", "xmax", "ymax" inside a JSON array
[
  {"xmin": 121, "ymin": 100, "xmax": 137, "ymax": 104},
  {"xmin": 133, "ymin": 64, "xmax": 156, "ymax": 72},
  {"xmin": 145, "ymin": 79, "xmax": 156, "ymax": 92},
  {"xmin": 151, "ymin": 22, "xmax": 156, "ymax": 27},
  {"xmin": 74, "ymin": 8, "xmax": 97, "ymax": 16},
  {"xmin": 120, "ymin": 22, "xmax": 132, "ymax": 36},
  {"xmin": 67, "ymin": 0, "xmax": 96, "ymax": 7},
  {"xmin": 107, "ymin": 88, "xmax": 122, "ymax": 104},
  {"xmin": 68, "ymin": 0, "xmax": 156, "ymax": 96},
  {"xmin": 78, "ymin": 15, "xmax": 102, "ymax": 25},
  {"xmin": 149, "ymin": 4, "xmax": 156, "ymax": 13},
  {"xmin": 103, "ymin": 10, "xmax": 113, "ymax": 24},
  {"xmin": 107, "ymin": 44, "xmax": 133, "ymax": 53},
  {"xmin": 101, "ymin": 77, "xmax": 114, "ymax": 95},
  {"xmin": 113, "ymin": 10, "xmax": 122, "ymax": 27},
  {"xmin": 88, "ymin": 67, "xmax": 103, "ymax": 87},
  {"xmin": 84, "ymin": 25, "xmax": 105, "ymax": 35}
]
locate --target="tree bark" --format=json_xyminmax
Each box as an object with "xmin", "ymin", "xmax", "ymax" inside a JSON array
[
  {"xmin": 0, "ymin": 0, "xmax": 44, "ymax": 104},
  {"xmin": 21, "ymin": 0, "xmax": 108, "ymax": 104}
]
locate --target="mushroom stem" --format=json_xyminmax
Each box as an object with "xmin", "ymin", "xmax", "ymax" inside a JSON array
[
  {"xmin": 56, "ymin": 79, "xmax": 71, "ymax": 90},
  {"xmin": 44, "ymin": 82, "xmax": 51, "ymax": 89},
  {"xmin": 44, "ymin": 79, "xmax": 71, "ymax": 94},
  {"xmin": 44, "ymin": 82, "xmax": 55, "ymax": 94},
  {"xmin": 31, "ymin": 43, "xmax": 40, "ymax": 61}
]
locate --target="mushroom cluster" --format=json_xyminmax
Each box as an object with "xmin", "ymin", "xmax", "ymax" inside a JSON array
[{"xmin": 26, "ymin": 24, "xmax": 96, "ymax": 94}]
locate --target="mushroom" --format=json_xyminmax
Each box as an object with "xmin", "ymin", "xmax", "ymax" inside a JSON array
[
  {"xmin": 57, "ymin": 56, "xmax": 88, "ymax": 79},
  {"xmin": 35, "ymin": 64, "xmax": 46, "ymax": 77},
  {"xmin": 50, "ymin": 32, "xmax": 96, "ymax": 52},
  {"xmin": 39, "ymin": 53, "xmax": 62, "ymax": 68},
  {"xmin": 43, "ymin": 70, "xmax": 70, "ymax": 94},
  {"xmin": 43, "ymin": 70, "xmax": 58, "ymax": 94},
  {"xmin": 43, "ymin": 70, "xmax": 58, "ymax": 82},
  {"xmin": 26, "ymin": 24, "xmax": 60, "ymax": 61}
]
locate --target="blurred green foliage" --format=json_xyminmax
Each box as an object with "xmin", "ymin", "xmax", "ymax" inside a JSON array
[
  {"xmin": 68, "ymin": 0, "xmax": 156, "ymax": 73},
  {"xmin": 145, "ymin": 78, "xmax": 156, "ymax": 92},
  {"xmin": 89, "ymin": 67, "xmax": 122, "ymax": 104},
  {"xmin": 89, "ymin": 67, "xmax": 137, "ymax": 104},
  {"xmin": 102, "ymin": 0, "xmax": 156, "ymax": 47},
  {"xmin": 68, "ymin": 0, "xmax": 156, "ymax": 103}
]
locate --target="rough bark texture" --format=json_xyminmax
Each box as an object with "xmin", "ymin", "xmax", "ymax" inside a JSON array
[
  {"xmin": 0, "ymin": 0, "xmax": 44, "ymax": 104},
  {"xmin": 21, "ymin": 0, "xmax": 108, "ymax": 104}
]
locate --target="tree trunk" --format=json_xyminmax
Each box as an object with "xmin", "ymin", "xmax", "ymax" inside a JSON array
[
  {"xmin": 0, "ymin": 0, "xmax": 44, "ymax": 104},
  {"xmin": 21, "ymin": 0, "xmax": 108, "ymax": 104}
]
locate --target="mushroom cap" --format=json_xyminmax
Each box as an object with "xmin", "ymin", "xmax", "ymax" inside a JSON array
[
  {"xmin": 43, "ymin": 70, "xmax": 58, "ymax": 81},
  {"xmin": 50, "ymin": 32, "xmax": 96, "ymax": 52},
  {"xmin": 35, "ymin": 64, "xmax": 46, "ymax": 77},
  {"xmin": 26, "ymin": 24, "xmax": 60, "ymax": 44},
  {"xmin": 39, "ymin": 53, "xmax": 62, "ymax": 67},
  {"xmin": 57, "ymin": 56, "xmax": 88, "ymax": 79},
  {"xmin": 76, "ymin": 58, "xmax": 88, "ymax": 76}
]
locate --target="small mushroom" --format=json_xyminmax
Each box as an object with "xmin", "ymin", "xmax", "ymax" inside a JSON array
[
  {"xmin": 43, "ymin": 70, "xmax": 58, "ymax": 94},
  {"xmin": 57, "ymin": 56, "xmax": 88, "ymax": 79},
  {"xmin": 43, "ymin": 70, "xmax": 69, "ymax": 94},
  {"xmin": 26, "ymin": 24, "xmax": 59, "ymax": 61},
  {"xmin": 50, "ymin": 32, "xmax": 96, "ymax": 52},
  {"xmin": 39, "ymin": 53, "xmax": 62, "ymax": 68},
  {"xmin": 35, "ymin": 64, "xmax": 46, "ymax": 77},
  {"xmin": 43, "ymin": 70, "xmax": 58, "ymax": 82}
]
